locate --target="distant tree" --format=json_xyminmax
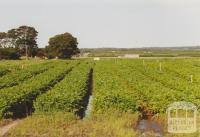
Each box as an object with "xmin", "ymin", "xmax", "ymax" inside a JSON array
[
  {"xmin": 36, "ymin": 48, "xmax": 46, "ymax": 58},
  {"xmin": 0, "ymin": 32, "xmax": 15, "ymax": 48},
  {"xmin": 0, "ymin": 32, "xmax": 6, "ymax": 39},
  {"xmin": 0, "ymin": 32, "xmax": 7, "ymax": 48},
  {"xmin": 0, "ymin": 48, "xmax": 20, "ymax": 59},
  {"xmin": 7, "ymin": 26, "xmax": 38, "ymax": 57},
  {"xmin": 46, "ymin": 32, "xmax": 79, "ymax": 59}
]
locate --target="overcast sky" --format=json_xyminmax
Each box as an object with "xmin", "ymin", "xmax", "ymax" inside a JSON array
[{"xmin": 1, "ymin": 0, "xmax": 200, "ymax": 48}]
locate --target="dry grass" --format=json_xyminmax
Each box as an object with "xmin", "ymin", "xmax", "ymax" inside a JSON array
[
  {"xmin": 0, "ymin": 119, "xmax": 13, "ymax": 128},
  {"xmin": 3, "ymin": 112, "xmax": 200, "ymax": 137},
  {"xmin": 4, "ymin": 112, "xmax": 138, "ymax": 137}
]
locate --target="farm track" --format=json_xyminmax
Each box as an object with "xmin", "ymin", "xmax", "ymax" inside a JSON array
[{"xmin": 0, "ymin": 120, "xmax": 20, "ymax": 137}]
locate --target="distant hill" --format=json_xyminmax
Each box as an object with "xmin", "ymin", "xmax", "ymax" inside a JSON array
[
  {"xmin": 81, "ymin": 46, "xmax": 200, "ymax": 52},
  {"xmin": 80, "ymin": 46, "xmax": 200, "ymax": 57}
]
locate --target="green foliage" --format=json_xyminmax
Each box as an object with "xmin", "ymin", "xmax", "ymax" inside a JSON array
[
  {"xmin": 0, "ymin": 67, "xmax": 10, "ymax": 77},
  {"xmin": 0, "ymin": 61, "xmax": 54, "ymax": 89},
  {"xmin": 34, "ymin": 62, "xmax": 92, "ymax": 115},
  {"xmin": 92, "ymin": 61, "xmax": 137, "ymax": 114},
  {"xmin": 7, "ymin": 25, "xmax": 38, "ymax": 57},
  {"xmin": 46, "ymin": 32, "xmax": 79, "ymax": 59},
  {"xmin": 0, "ymin": 48, "xmax": 20, "ymax": 59},
  {"xmin": 92, "ymin": 59, "xmax": 200, "ymax": 115},
  {"xmin": 0, "ymin": 61, "xmax": 77, "ymax": 118},
  {"xmin": 0, "ymin": 32, "xmax": 7, "ymax": 40}
]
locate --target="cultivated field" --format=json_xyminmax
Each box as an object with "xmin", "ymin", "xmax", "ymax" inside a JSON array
[{"xmin": 0, "ymin": 58, "xmax": 200, "ymax": 137}]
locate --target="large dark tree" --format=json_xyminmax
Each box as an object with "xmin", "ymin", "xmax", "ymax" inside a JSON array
[
  {"xmin": 46, "ymin": 32, "xmax": 79, "ymax": 59},
  {"xmin": 0, "ymin": 48, "xmax": 20, "ymax": 60},
  {"xmin": 0, "ymin": 32, "xmax": 20, "ymax": 59},
  {"xmin": 7, "ymin": 26, "xmax": 38, "ymax": 57}
]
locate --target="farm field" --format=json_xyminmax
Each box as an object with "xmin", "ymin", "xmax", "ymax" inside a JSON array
[{"xmin": 0, "ymin": 58, "xmax": 200, "ymax": 137}]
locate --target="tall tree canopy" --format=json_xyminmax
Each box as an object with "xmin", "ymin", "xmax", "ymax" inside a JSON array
[
  {"xmin": 7, "ymin": 25, "xmax": 38, "ymax": 57},
  {"xmin": 0, "ymin": 25, "xmax": 38, "ymax": 59},
  {"xmin": 0, "ymin": 32, "xmax": 15, "ymax": 48},
  {"xmin": 46, "ymin": 32, "xmax": 79, "ymax": 59},
  {"xmin": 0, "ymin": 32, "xmax": 6, "ymax": 39}
]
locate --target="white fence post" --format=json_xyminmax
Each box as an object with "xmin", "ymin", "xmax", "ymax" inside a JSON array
[
  {"xmin": 159, "ymin": 62, "xmax": 162, "ymax": 71},
  {"xmin": 190, "ymin": 75, "xmax": 193, "ymax": 83}
]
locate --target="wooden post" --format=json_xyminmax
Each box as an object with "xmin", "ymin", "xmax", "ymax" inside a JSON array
[
  {"xmin": 190, "ymin": 75, "xmax": 193, "ymax": 83},
  {"xmin": 159, "ymin": 62, "xmax": 162, "ymax": 71},
  {"xmin": 22, "ymin": 65, "xmax": 24, "ymax": 69}
]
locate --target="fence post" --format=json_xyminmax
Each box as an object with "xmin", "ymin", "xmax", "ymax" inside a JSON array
[
  {"xmin": 191, "ymin": 75, "xmax": 193, "ymax": 83},
  {"xmin": 159, "ymin": 62, "xmax": 162, "ymax": 71}
]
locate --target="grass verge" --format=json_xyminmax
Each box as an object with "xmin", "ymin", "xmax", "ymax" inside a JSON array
[{"xmin": 4, "ymin": 112, "xmax": 138, "ymax": 137}]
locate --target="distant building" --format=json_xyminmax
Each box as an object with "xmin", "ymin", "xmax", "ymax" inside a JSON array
[
  {"xmin": 94, "ymin": 57, "xmax": 100, "ymax": 61},
  {"xmin": 124, "ymin": 54, "xmax": 139, "ymax": 58}
]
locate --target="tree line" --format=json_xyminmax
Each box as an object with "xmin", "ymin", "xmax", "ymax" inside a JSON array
[{"xmin": 0, "ymin": 25, "xmax": 79, "ymax": 59}]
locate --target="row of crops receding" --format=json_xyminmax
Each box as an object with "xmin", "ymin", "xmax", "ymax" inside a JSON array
[
  {"xmin": 34, "ymin": 62, "xmax": 93, "ymax": 118},
  {"xmin": 0, "ymin": 60, "xmax": 78, "ymax": 118},
  {"xmin": 0, "ymin": 61, "xmax": 55, "ymax": 89},
  {"xmin": 1, "ymin": 59, "xmax": 200, "ymax": 120},
  {"xmin": 92, "ymin": 59, "xmax": 200, "ymax": 117}
]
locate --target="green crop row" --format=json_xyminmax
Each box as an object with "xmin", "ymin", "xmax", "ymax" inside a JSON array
[
  {"xmin": 0, "ymin": 62, "xmax": 22, "ymax": 77},
  {"xmin": 0, "ymin": 60, "xmax": 78, "ymax": 118},
  {"xmin": 0, "ymin": 60, "xmax": 51, "ymax": 77},
  {"xmin": 92, "ymin": 61, "xmax": 137, "ymax": 114},
  {"xmin": 92, "ymin": 59, "xmax": 200, "ymax": 115},
  {"xmin": 141, "ymin": 59, "xmax": 200, "ymax": 82},
  {"xmin": 0, "ymin": 67, "xmax": 10, "ymax": 77},
  {"xmin": 130, "ymin": 60, "xmax": 200, "ymax": 107},
  {"xmin": 0, "ymin": 61, "xmax": 55, "ymax": 89},
  {"xmin": 34, "ymin": 62, "xmax": 92, "ymax": 116}
]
